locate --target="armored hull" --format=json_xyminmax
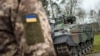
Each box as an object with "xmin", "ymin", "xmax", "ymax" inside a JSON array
[{"xmin": 52, "ymin": 24, "xmax": 94, "ymax": 56}]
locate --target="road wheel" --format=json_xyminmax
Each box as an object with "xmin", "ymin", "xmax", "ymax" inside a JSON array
[
  {"xmin": 89, "ymin": 40, "xmax": 93, "ymax": 52},
  {"xmin": 69, "ymin": 47, "xmax": 78, "ymax": 56},
  {"xmin": 83, "ymin": 43, "xmax": 88, "ymax": 55},
  {"xmin": 90, "ymin": 40, "xmax": 93, "ymax": 49},
  {"xmin": 77, "ymin": 45, "xmax": 82, "ymax": 56},
  {"xmin": 80, "ymin": 43, "xmax": 85, "ymax": 55},
  {"xmin": 84, "ymin": 42, "xmax": 89, "ymax": 54},
  {"xmin": 89, "ymin": 41, "xmax": 92, "ymax": 51}
]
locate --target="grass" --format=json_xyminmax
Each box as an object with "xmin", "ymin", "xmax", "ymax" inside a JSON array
[{"xmin": 92, "ymin": 35, "xmax": 100, "ymax": 53}]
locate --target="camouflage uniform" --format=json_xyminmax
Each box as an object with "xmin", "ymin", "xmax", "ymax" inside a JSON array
[
  {"xmin": 0, "ymin": 0, "xmax": 24, "ymax": 56},
  {"xmin": 0, "ymin": 0, "xmax": 55, "ymax": 56},
  {"xmin": 19, "ymin": 0, "xmax": 55, "ymax": 56}
]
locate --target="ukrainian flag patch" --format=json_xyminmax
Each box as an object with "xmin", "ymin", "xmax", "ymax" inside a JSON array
[{"xmin": 25, "ymin": 14, "xmax": 37, "ymax": 23}]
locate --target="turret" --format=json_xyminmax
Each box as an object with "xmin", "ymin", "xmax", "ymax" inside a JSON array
[{"xmin": 63, "ymin": 16, "xmax": 76, "ymax": 24}]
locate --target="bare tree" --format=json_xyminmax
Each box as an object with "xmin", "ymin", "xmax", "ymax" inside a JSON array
[
  {"xmin": 77, "ymin": 8, "xmax": 86, "ymax": 18},
  {"xmin": 52, "ymin": 3, "xmax": 62, "ymax": 17},
  {"xmin": 41, "ymin": 0, "xmax": 81, "ymax": 19},
  {"xmin": 41, "ymin": 0, "xmax": 49, "ymax": 15},
  {"xmin": 76, "ymin": 8, "xmax": 86, "ymax": 24},
  {"xmin": 41, "ymin": 0, "xmax": 48, "ymax": 8},
  {"xmin": 67, "ymin": 0, "xmax": 81, "ymax": 15}
]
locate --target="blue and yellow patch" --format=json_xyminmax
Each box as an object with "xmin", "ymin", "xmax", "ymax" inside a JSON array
[{"xmin": 25, "ymin": 14, "xmax": 37, "ymax": 23}]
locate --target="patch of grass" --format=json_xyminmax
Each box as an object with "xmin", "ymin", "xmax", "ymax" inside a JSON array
[{"xmin": 93, "ymin": 35, "xmax": 100, "ymax": 53}]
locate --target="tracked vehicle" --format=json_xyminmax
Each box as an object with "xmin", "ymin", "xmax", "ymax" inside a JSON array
[{"xmin": 51, "ymin": 16, "xmax": 94, "ymax": 56}]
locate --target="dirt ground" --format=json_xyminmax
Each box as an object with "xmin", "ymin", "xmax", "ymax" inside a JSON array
[{"xmin": 86, "ymin": 53, "xmax": 100, "ymax": 56}]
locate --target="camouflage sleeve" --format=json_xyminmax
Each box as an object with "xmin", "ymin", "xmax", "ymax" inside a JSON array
[
  {"xmin": 0, "ymin": 0, "xmax": 25, "ymax": 56},
  {"xmin": 19, "ymin": 0, "xmax": 53, "ymax": 45},
  {"xmin": 11, "ymin": 0, "xmax": 26, "ymax": 56},
  {"xmin": 18, "ymin": 0, "xmax": 55, "ymax": 56},
  {"xmin": 0, "ymin": 0, "xmax": 55, "ymax": 56}
]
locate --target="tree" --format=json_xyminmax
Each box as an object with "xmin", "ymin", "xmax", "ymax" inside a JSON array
[
  {"xmin": 77, "ymin": 8, "xmax": 86, "ymax": 18},
  {"xmin": 41, "ymin": 0, "xmax": 62, "ymax": 19},
  {"xmin": 97, "ymin": 10, "xmax": 100, "ymax": 31},
  {"xmin": 66, "ymin": 0, "xmax": 81, "ymax": 15},
  {"xmin": 89, "ymin": 10, "xmax": 97, "ymax": 20},
  {"xmin": 76, "ymin": 8, "xmax": 86, "ymax": 24},
  {"xmin": 41, "ymin": 0, "xmax": 48, "ymax": 8},
  {"xmin": 51, "ymin": 3, "xmax": 61, "ymax": 18},
  {"xmin": 40, "ymin": 0, "xmax": 81, "ymax": 19}
]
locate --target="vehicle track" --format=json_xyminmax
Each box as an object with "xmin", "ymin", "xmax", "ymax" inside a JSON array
[{"xmin": 86, "ymin": 53, "xmax": 100, "ymax": 56}]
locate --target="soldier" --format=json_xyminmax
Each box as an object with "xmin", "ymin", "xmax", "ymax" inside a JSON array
[
  {"xmin": 0, "ymin": 0, "xmax": 25, "ymax": 56},
  {"xmin": 0, "ymin": 0, "xmax": 55, "ymax": 56}
]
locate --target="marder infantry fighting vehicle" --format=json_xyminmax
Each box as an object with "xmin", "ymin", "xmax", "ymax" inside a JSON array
[{"xmin": 51, "ymin": 16, "xmax": 94, "ymax": 56}]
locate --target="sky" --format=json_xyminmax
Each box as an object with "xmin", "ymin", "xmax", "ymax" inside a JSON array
[{"xmin": 81, "ymin": 0, "xmax": 100, "ymax": 11}]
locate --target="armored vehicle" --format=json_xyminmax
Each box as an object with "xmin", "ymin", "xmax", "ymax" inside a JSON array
[{"xmin": 51, "ymin": 16, "xmax": 94, "ymax": 56}]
